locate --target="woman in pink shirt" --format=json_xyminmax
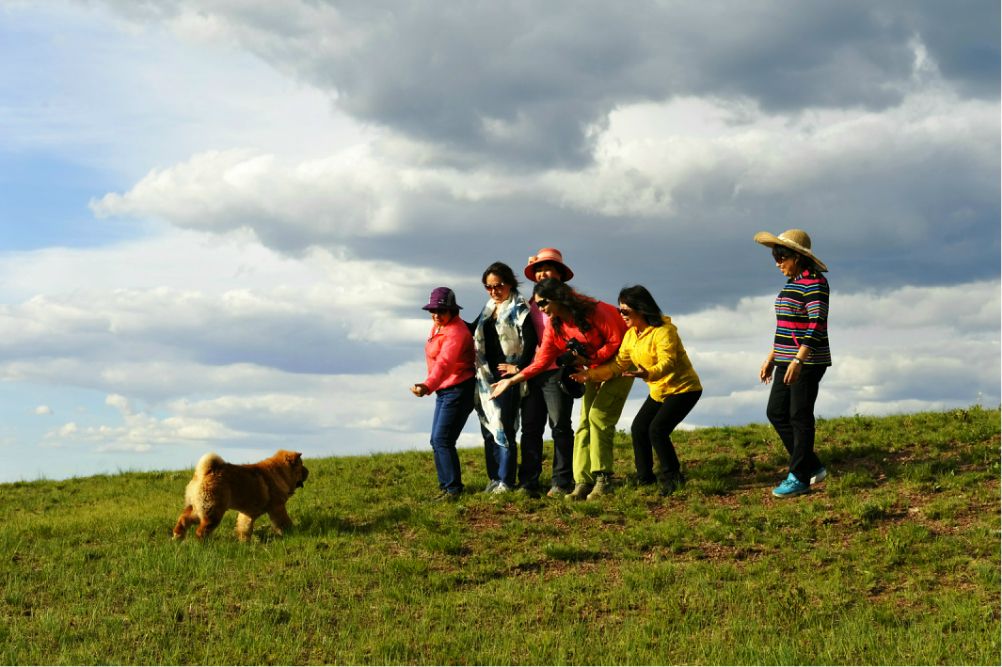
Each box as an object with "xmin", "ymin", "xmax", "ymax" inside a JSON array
[
  {"xmin": 411, "ymin": 287, "xmax": 475, "ymax": 500},
  {"xmin": 490, "ymin": 279, "xmax": 634, "ymax": 501}
]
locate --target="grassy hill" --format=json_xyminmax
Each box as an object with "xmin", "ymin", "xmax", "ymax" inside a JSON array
[{"xmin": 1, "ymin": 407, "xmax": 999, "ymax": 665}]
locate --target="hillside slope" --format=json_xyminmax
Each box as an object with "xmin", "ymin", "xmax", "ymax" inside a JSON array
[{"xmin": 1, "ymin": 407, "xmax": 999, "ymax": 664}]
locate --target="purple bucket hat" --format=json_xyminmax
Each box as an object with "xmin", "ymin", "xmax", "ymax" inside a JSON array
[{"xmin": 422, "ymin": 286, "xmax": 463, "ymax": 311}]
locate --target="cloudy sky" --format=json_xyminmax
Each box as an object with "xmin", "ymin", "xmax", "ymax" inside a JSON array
[{"xmin": 1, "ymin": 0, "xmax": 998, "ymax": 483}]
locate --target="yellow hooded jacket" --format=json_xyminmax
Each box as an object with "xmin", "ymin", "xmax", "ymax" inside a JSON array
[{"xmin": 587, "ymin": 315, "xmax": 701, "ymax": 401}]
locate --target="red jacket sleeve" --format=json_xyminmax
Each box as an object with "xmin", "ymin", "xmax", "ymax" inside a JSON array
[
  {"xmin": 519, "ymin": 320, "xmax": 563, "ymax": 380},
  {"xmin": 589, "ymin": 302, "xmax": 628, "ymax": 366},
  {"xmin": 423, "ymin": 320, "xmax": 472, "ymax": 392}
]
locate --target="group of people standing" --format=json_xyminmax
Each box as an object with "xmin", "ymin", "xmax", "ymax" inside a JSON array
[{"xmin": 410, "ymin": 229, "xmax": 832, "ymax": 502}]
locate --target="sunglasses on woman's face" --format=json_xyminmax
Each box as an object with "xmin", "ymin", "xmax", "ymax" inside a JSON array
[
  {"xmin": 772, "ymin": 247, "xmax": 795, "ymax": 262},
  {"xmin": 535, "ymin": 298, "xmax": 550, "ymax": 308},
  {"xmin": 484, "ymin": 283, "xmax": 507, "ymax": 292}
]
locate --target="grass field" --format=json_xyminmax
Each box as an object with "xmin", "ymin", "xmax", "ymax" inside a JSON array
[{"xmin": 1, "ymin": 406, "xmax": 999, "ymax": 665}]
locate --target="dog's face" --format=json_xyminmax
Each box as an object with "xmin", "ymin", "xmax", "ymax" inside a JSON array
[
  {"xmin": 294, "ymin": 457, "xmax": 308, "ymax": 488},
  {"xmin": 283, "ymin": 450, "xmax": 309, "ymax": 489},
  {"xmin": 259, "ymin": 450, "xmax": 310, "ymax": 494}
]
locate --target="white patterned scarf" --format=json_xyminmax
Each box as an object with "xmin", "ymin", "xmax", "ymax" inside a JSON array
[{"xmin": 473, "ymin": 293, "xmax": 531, "ymax": 447}]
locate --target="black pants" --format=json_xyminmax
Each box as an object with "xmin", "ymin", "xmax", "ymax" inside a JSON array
[
  {"xmin": 766, "ymin": 364, "xmax": 826, "ymax": 483},
  {"xmin": 520, "ymin": 369, "xmax": 575, "ymax": 489},
  {"xmin": 630, "ymin": 390, "xmax": 702, "ymax": 481}
]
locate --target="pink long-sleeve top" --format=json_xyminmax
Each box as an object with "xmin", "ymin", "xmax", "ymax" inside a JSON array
[
  {"xmin": 519, "ymin": 301, "xmax": 627, "ymax": 380},
  {"xmin": 527, "ymin": 300, "xmax": 557, "ymax": 372},
  {"xmin": 422, "ymin": 316, "xmax": 475, "ymax": 392}
]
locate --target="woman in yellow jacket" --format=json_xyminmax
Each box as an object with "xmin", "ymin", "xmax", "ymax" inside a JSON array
[{"xmin": 572, "ymin": 285, "xmax": 702, "ymax": 496}]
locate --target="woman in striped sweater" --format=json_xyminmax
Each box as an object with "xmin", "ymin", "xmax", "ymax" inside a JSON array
[{"xmin": 753, "ymin": 229, "xmax": 831, "ymax": 498}]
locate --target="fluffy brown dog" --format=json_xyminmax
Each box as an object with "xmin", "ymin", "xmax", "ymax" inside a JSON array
[{"xmin": 172, "ymin": 449, "xmax": 309, "ymax": 541}]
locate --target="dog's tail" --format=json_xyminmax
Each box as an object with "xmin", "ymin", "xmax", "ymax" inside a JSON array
[{"xmin": 194, "ymin": 452, "xmax": 225, "ymax": 478}]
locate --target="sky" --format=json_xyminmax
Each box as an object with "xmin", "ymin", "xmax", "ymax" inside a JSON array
[{"xmin": 0, "ymin": 0, "xmax": 998, "ymax": 483}]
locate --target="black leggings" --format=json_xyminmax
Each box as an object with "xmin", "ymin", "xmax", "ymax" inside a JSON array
[{"xmin": 630, "ymin": 390, "xmax": 702, "ymax": 480}]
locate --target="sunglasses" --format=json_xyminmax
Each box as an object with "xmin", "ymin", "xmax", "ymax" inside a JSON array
[
  {"xmin": 772, "ymin": 247, "xmax": 795, "ymax": 262},
  {"xmin": 535, "ymin": 298, "xmax": 550, "ymax": 308},
  {"xmin": 618, "ymin": 307, "xmax": 634, "ymax": 316},
  {"xmin": 484, "ymin": 283, "xmax": 507, "ymax": 292}
]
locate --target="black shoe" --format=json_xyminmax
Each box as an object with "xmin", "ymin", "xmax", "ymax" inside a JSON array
[
  {"xmin": 634, "ymin": 474, "xmax": 657, "ymax": 486},
  {"xmin": 517, "ymin": 484, "xmax": 543, "ymax": 498},
  {"xmin": 659, "ymin": 471, "xmax": 685, "ymax": 496},
  {"xmin": 434, "ymin": 489, "xmax": 461, "ymax": 502}
]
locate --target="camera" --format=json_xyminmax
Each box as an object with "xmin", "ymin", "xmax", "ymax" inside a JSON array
[
  {"xmin": 557, "ymin": 339, "xmax": 587, "ymax": 367},
  {"xmin": 556, "ymin": 339, "xmax": 587, "ymax": 398}
]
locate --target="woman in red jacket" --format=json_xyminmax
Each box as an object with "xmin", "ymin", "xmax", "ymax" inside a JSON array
[
  {"xmin": 411, "ymin": 287, "xmax": 476, "ymax": 500},
  {"xmin": 490, "ymin": 279, "xmax": 634, "ymax": 501}
]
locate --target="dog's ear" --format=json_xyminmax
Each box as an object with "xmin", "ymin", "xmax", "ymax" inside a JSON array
[{"xmin": 287, "ymin": 451, "xmax": 303, "ymax": 464}]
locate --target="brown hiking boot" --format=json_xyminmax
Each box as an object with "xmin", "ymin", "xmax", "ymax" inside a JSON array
[
  {"xmin": 565, "ymin": 483, "xmax": 592, "ymax": 501},
  {"xmin": 586, "ymin": 473, "xmax": 611, "ymax": 500}
]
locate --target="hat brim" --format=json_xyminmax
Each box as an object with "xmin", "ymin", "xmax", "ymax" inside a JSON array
[
  {"xmin": 753, "ymin": 231, "xmax": 828, "ymax": 272},
  {"xmin": 524, "ymin": 261, "xmax": 574, "ymax": 282},
  {"xmin": 422, "ymin": 304, "xmax": 462, "ymax": 311}
]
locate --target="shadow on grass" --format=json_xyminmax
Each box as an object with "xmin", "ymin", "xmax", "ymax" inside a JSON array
[
  {"xmin": 297, "ymin": 505, "xmax": 414, "ymax": 536},
  {"xmin": 686, "ymin": 431, "xmax": 991, "ymax": 497}
]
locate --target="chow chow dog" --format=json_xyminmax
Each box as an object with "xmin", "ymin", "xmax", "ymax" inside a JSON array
[{"xmin": 172, "ymin": 450, "xmax": 309, "ymax": 541}]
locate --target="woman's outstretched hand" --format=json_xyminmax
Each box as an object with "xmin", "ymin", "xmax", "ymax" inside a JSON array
[
  {"xmin": 489, "ymin": 378, "xmax": 513, "ymax": 399},
  {"xmin": 497, "ymin": 363, "xmax": 518, "ymax": 377}
]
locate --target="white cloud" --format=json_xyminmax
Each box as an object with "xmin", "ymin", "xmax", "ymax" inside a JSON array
[
  {"xmin": 88, "ymin": 0, "xmax": 999, "ymax": 168},
  {"xmin": 33, "ymin": 405, "xmax": 53, "ymax": 416},
  {"xmin": 6, "ymin": 239, "xmax": 996, "ymax": 467},
  {"xmin": 0, "ymin": 2, "xmax": 369, "ymax": 178},
  {"xmin": 1, "ymin": 1, "xmax": 996, "ymax": 484},
  {"xmin": 543, "ymin": 90, "xmax": 998, "ymax": 220},
  {"xmin": 46, "ymin": 392, "xmax": 242, "ymax": 454},
  {"xmin": 91, "ymin": 147, "xmax": 409, "ymax": 251}
]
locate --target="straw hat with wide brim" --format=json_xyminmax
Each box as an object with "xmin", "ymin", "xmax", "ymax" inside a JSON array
[
  {"xmin": 524, "ymin": 247, "xmax": 574, "ymax": 282},
  {"xmin": 753, "ymin": 229, "xmax": 828, "ymax": 272}
]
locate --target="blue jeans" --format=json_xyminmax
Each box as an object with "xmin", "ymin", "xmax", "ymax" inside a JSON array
[
  {"xmin": 521, "ymin": 369, "xmax": 576, "ymax": 489},
  {"xmin": 767, "ymin": 364, "xmax": 826, "ymax": 484},
  {"xmin": 477, "ymin": 386, "xmax": 519, "ymax": 487},
  {"xmin": 430, "ymin": 378, "xmax": 475, "ymax": 493}
]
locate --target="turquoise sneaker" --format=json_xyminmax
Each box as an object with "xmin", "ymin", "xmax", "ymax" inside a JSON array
[
  {"xmin": 772, "ymin": 472, "xmax": 809, "ymax": 498},
  {"xmin": 810, "ymin": 466, "xmax": 827, "ymax": 485}
]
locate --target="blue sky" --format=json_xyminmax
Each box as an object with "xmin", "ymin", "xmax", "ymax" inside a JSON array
[{"xmin": 0, "ymin": 0, "xmax": 998, "ymax": 483}]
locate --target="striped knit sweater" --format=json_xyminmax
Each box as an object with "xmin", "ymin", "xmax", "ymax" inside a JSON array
[{"xmin": 773, "ymin": 270, "xmax": 831, "ymax": 366}]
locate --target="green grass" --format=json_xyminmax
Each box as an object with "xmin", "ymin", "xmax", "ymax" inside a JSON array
[{"xmin": 1, "ymin": 406, "xmax": 999, "ymax": 665}]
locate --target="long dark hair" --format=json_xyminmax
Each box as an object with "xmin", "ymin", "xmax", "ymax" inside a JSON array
[
  {"xmin": 482, "ymin": 261, "xmax": 520, "ymax": 294},
  {"xmin": 618, "ymin": 285, "xmax": 664, "ymax": 327},
  {"xmin": 533, "ymin": 278, "xmax": 597, "ymax": 333}
]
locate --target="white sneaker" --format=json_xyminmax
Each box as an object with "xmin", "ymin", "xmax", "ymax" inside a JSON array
[
  {"xmin": 491, "ymin": 482, "xmax": 513, "ymax": 494},
  {"xmin": 810, "ymin": 467, "xmax": 828, "ymax": 485}
]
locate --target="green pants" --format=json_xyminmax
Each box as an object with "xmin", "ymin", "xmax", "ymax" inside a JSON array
[{"xmin": 573, "ymin": 375, "xmax": 634, "ymax": 484}]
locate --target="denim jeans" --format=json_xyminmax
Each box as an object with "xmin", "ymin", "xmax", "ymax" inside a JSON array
[
  {"xmin": 477, "ymin": 384, "xmax": 519, "ymax": 487},
  {"xmin": 430, "ymin": 378, "xmax": 475, "ymax": 493},
  {"xmin": 520, "ymin": 369, "xmax": 576, "ymax": 489},
  {"xmin": 767, "ymin": 364, "xmax": 826, "ymax": 484},
  {"xmin": 631, "ymin": 391, "xmax": 701, "ymax": 480}
]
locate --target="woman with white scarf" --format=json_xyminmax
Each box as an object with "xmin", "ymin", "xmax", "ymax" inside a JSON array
[{"xmin": 472, "ymin": 261, "xmax": 539, "ymax": 494}]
